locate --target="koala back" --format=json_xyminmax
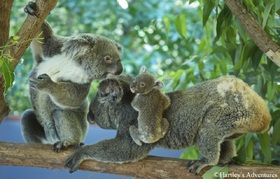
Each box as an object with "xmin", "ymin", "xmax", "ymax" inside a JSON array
[{"xmin": 90, "ymin": 75, "xmax": 271, "ymax": 150}]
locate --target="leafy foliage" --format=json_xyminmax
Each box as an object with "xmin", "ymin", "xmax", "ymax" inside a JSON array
[{"xmin": 5, "ymin": 0, "xmax": 280, "ymax": 172}]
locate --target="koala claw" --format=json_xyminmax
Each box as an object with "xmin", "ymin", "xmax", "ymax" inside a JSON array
[
  {"xmin": 30, "ymin": 74, "xmax": 53, "ymax": 91},
  {"xmin": 52, "ymin": 141, "xmax": 84, "ymax": 152},
  {"xmin": 52, "ymin": 141, "xmax": 71, "ymax": 152},
  {"xmin": 187, "ymin": 158, "xmax": 208, "ymax": 175},
  {"xmin": 24, "ymin": 1, "xmax": 38, "ymax": 17},
  {"xmin": 64, "ymin": 152, "xmax": 84, "ymax": 173}
]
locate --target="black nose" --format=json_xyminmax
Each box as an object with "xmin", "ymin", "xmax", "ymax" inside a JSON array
[{"xmin": 87, "ymin": 111, "xmax": 95, "ymax": 124}]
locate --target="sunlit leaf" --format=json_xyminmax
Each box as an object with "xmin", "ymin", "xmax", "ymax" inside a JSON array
[
  {"xmin": 0, "ymin": 59, "xmax": 15, "ymax": 93},
  {"xmin": 175, "ymin": 14, "xmax": 187, "ymax": 39},
  {"xmin": 12, "ymin": 36, "xmax": 20, "ymax": 41},
  {"xmin": 163, "ymin": 17, "xmax": 170, "ymax": 40},
  {"xmin": 180, "ymin": 145, "xmax": 201, "ymax": 160}
]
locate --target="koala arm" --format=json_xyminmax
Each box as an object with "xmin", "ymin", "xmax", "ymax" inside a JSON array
[{"xmin": 30, "ymin": 74, "xmax": 90, "ymax": 108}]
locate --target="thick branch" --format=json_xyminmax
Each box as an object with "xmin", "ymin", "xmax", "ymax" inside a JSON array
[
  {"xmin": 225, "ymin": 0, "xmax": 280, "ymax": 67},
  {"xmin": 0, "ymin": 0, "xmax": 58, "ymax": 122},
  {"xmin": 0, "ymin": 142, "xmax": 279, "ymax": 179},
  {"xmin": 0, "ymin": 0, "xmax": 14, "ymax": 124},
  {"xmin": 8, "ymin": 0, "xmax": 58, "ymax": 67}
]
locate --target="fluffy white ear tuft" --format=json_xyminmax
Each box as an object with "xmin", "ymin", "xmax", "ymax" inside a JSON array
[
  {"xmin": 154, "ymin": 80, "xmax": 164, "ymax": 89},
  {"xmin": 139, "ymin": 66, "xmax": 147, "ymax": 74}
]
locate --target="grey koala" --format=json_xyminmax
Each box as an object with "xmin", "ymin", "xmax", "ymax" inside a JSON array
[
  {"xmin": 129, "ymin": 67, "xmax": 170, "ymax": 146},
  {"xmin": 21, "ymin": 2, "xmax": 123, "ymax": 152},
  {"xmin": 65, "ymin": 75, "xmax": 271, "ymax": 174}
]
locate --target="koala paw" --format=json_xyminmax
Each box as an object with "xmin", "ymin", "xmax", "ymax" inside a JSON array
[
  {"xmin": 187, "ymin": 158, "xmax": 209, "ymax": 175},
  {"xmin": 30, "ymin": 74, "xmax": 53, "ymax": 91},
  {"xmin": 24, "ymin": 1, "xmax": 38, "ymax": 17},
  {"xmin": 52, "ymin": 141, "xmax": 71, "ymax": 152},
  {"xmin": 129, "ymin": 126, "xmax": 143, "ymax": 146},
  {"xmin": 52, "ymin": 141, "xmax": 83, "ymax": 152},
  {"xmin": 64, "ymin": 150, "xmax": 85, "ymax": 173}
]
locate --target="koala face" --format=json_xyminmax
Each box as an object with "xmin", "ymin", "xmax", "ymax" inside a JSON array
[
  {"xmin": 98, "ymin": 78, "xmax": 124, "ymax": 104},
  {"xmin": 62, "ymin": 34, "xmax": 123, "ymax": 80},
  {"xmin": 130, "ymin": 73, "xmax": 156, "ymax": 94},
  {"xmin": 87, "ymin": 78, "xmax": 123, "ymax": 129}
]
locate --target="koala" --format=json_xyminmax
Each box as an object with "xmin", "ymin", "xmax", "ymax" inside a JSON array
[
  {"xmin": 20, "ymin": 2, "xmax": 123, "ymax": 152},
  {"xmin": 129, "ymin": 67, "xmax": 170, "ymax": 146},
  {"xmin": 65, "ymin": 75, "xmax": 271, "ymax": 174}
]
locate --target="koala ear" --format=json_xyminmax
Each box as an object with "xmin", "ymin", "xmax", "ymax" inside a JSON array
[
  {"xmin": 115, "ymin": 43, "xmax": 122, "ymax": 52},
  {"xmin": 139, "ymin": 66, "xmax": 147, "ymax": 74},
  {"xmin": 154, "ymin": 80, "xmax": 164, "ymax": 89}
]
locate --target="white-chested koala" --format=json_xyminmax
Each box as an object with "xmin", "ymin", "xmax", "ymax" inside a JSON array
[
  {"xmin": 20, "ymin": 2, "xmax": 123, "ymax": 152},
  {"xmin": 129, "ymin": 67, "xmax": 170, "ymax": 146},
  {"xmin": 65, "ymin": 75, "xmax": 271, "ymax": 174}
]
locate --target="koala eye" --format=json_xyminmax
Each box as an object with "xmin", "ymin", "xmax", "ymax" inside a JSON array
[
  {"xmin": 101, "ymin": 92, "xmax": 110, "ymax": 97},
  {"xmin": 140, "ymin": 82, "xmax": 145, "ymax": 87},
  {"xmin": 104, "ymin": 55, "xmax": 113, "ymax": 64}
]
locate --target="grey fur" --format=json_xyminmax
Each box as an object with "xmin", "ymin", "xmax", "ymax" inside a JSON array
[
  {"xmin": 21, "ymin": 2, "xmax": 123, "ymax": 152},
  {"xmin": 65, "ymin": 75, "xmax": 271, "ymax": 174},
  {"xmin": 129, "ymin": 67, "xmax": 170, "ymax": 145}
]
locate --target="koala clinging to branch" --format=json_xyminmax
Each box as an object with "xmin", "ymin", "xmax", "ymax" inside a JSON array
[
  {"xmin": 21, "ymin": 2, "xmax": 123, "ymax": 152},
  {"xmin": 129, "ymin": 67, "xmax": 170, "ymax": 146},
  {"xmin": 65, "ymin": 75, "xmax": 271, "ymax": 174}
]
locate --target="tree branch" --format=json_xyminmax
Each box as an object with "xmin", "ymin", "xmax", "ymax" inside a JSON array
[
  {"xmin": 0, "ymin": 0, "xmax": 58, "ymax": 122},
  {"xmin": 224, "ymin": 0, "xmax": 280, "ymax": 67},
  {"xmin": 0, "ymin": 0, "xmax": 14, "ymax": 124},
  {"xmin": 0, "ymin": 142, "xmax": 279, "ymax": 179}
]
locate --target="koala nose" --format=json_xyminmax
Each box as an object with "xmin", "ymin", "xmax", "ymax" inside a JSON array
[
  {"xmin": 87, "ymin": 111, "xmax": 95, "ymax": 124},
  {"xmin": 116, "ymin": 61, "xmax": 123, "ymax": 75}
]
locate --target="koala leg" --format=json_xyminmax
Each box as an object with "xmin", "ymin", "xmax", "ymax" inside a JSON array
[
  {"xmin": 139, "ymin": 118, "xmax": 170, "ymax": 144},
  {"xmin": 65, "ymin": 137, "xmax": 154, "ymax": 173},
  {"xmin": 160, "ymin": 118, "xmax": 170, "ymax": 136},
  {"xmin": 188, "ymin": 132, "xmax": 222, "ymax": 174},
  {"xmin": 218, "ymin": 140, "xmax": 236, "ymax": 165},
  {"xmin": 129, "ymin": 125, "xmax": 143, "ymax": 146},
  {"xmin": 21, "ymin": 109, "xmax": 47, "ymax": 143},
  {"xmin": 52, "ymin": 110, "xmax": 88, "ymax": 152}
]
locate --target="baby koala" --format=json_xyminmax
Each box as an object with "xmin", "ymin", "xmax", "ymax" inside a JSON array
[{"xmin": 129, "ymin": 66, "xmax": 170, "ymax": 146}]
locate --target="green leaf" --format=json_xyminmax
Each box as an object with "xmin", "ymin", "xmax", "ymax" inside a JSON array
[
  {"xmin": 251, "ymin": 48, "xmax": 263, "ymax": 70},
  {"xmin": 276, "ymin": 0, "xmax": 280, "ymax": 12},
  {"xmin": 232, "ymin": 40, "xmax": 255, "ymax": 70},
  {"xmin": 180, "ymin": 145, "xmax": 201, "ymax": 160},
  {"xmin": 202, "ymin": 165, "xmax": 228, "ymax": 179},
  {"xmin": 215, "ymin": 5, "xmax": 231, "ymax": 42},
  {"xmin": 175, "ymin": 14, "xmax": 187, "ymax": 39},
  {"xmin": 267, "ymin": 81, "xmax": 276, "ymax": 101},
  {"xmin": 12, "ymin": 36, "xmax": 20, "ymax": 41},
  {"xmin": 272, "ymin": 118, "xmax": 280, "ymax": 145},
  {"xmin": 163, "ymin": 17, "xmax": 170, "ymax": 40},
  {"xmin": 246, "ymin": 138, "xmax": 254, "ymax": 160},
  {"xmin": 0, "ymin": 59, "xmax": 15, "ymax": 93},
  {"xmin": 0, "ymin": 57, "xmax": 3, "ymax": 67},
  {"xmin": 233, "ymin": 139, "xmax": 246, "ymax": 164},
  {"xmin": 258, "ymin": 133, "xmax": 272, "ymax": 163},
  {"xmin": 189, "ymin": 0, "xmax": 196, "ymax": 5},
  {"xmin": 202, "ymin": 0, "xmax": 215, "ymax": 26},
  {"xmin": 262, "ymin": 2, "xmax": 273, "ymax": 28}
]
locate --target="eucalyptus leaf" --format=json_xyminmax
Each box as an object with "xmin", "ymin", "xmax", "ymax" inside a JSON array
[{"xmin": 258, "ymin": 133, "xmax": 272, "ymax": 163}]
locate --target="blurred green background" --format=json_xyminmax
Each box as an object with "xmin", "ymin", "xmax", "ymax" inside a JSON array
[{"xmin": 5, "ymin": 0, "xmax": 280, "ymax": 170}]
